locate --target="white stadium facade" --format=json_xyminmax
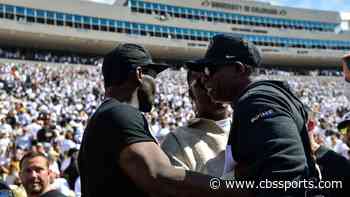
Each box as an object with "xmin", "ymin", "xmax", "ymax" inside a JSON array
[{"xmin": 0, "ymin": 0, "xmax": 350, "ymax": 68}]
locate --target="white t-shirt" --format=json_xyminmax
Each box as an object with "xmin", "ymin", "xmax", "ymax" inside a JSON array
[
  {"xmin": 0, "ymin": 138, "xmax": 10, "ymax": 155},
  {"xmin": 61, "ymin": 139, "xmax": 77, "ymax": 153},
  {"xmin": 60, "ymin": 157, "xmax": 71, "ymax": 172},
  {"xmin": 51, "ymin": 178, "xmax": 73, "ymax": 196},
  {"xmin": 332, "ymin": 140, "xmax": 350, "ymax": 159},
  {"xmin": 50, "ymin": 161, "xmax": 60, "ymax": 176},
  {"xmin": 215, "ymin": 118, "xmax": 238, "ymax": 178},
  {"xmin": 74, "ymin": 177, "xmax": 81, "ymax": 197},
  {"xmin": 25, "ymin": 122, "xmax": 42, "ymax": 138}
]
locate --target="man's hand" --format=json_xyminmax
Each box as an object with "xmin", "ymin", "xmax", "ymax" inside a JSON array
[{"xmin": 308, "ymin": 131, "xmax": 321, "ymax": 155}]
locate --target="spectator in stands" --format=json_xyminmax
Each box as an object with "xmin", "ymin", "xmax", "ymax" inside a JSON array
[
  {"xmin": 309, "ymin": 121, "xmax": 350, "ymax": 197},
  {"xmin": 62, "ymin": 148, "xmax": 79, "ymax": 190},
  {"xmin": 186, "ymin": 33, "xmax": 320, "ymax": 196},
  {"xmin": 0, "ymin": 47, "xmax": 102, "ymax": 66},
  {"xmin": 161, "ymin": 70, "xmax": 231, "ymax": 177},
  {"xmin": 19, "ymin": 152, "xmax": 66, "ymax": 197},
  {"xmin": 328, "ymin": 132, "xmax": 349, "ymax": 159},
  {"xmin": 337, "ymin": 112, "xmax": 350, "ymax": 151}
]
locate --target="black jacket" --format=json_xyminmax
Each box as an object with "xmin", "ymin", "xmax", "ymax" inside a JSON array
[{"xmin": 315, "ymin": 145, "xmax": 350, "ymax": 197}]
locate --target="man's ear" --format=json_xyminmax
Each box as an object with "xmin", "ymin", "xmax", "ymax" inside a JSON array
[
  {"xmin": 233, "ymin": 62, "xmax": 245, "ymax": 74},
  {"xmin": 135, "ymin": 66, "xmax": 143, "ymax": 83},
  {"xmin": 234, "ymin": 62, "xmax": 250, "ymax": 75}
]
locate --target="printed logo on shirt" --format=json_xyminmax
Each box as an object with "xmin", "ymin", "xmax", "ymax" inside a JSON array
[{"xmin": 250, "ymin": 109, "xmax": 274, "ymax": 123}]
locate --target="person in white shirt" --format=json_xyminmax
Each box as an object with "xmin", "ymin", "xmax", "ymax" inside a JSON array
[
  {"xmin": 161, "ymin": 70, "xmax": 232, "ymax": 177},
  {"xmin": 337, "ymin": 112, "xmax": 350, "ymax": 159},
  {"xmin": 328, "ymin": 133, "xmax": 350, "ymax": 159},
  {"xmin": 74, "ymin": 177, "xmax": 81, "ymax": 197}
]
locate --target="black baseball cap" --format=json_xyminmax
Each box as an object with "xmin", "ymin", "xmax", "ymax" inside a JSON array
[
  {"xmin": 102, "ymin": 43, "xmax": 171, "ymax": 87},
  {"xmin": 338, "ymin": 112, "xmax": 350, "ymax": 131},
  {"xmin": 186, "ymin": 34, "xmax": 262, "ymax": 71}
]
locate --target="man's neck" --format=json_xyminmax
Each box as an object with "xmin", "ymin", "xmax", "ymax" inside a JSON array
[
  {"xmin": 105, "ymin": 87, "xmax": 139, "ymax": 109},
  {"xmin": 231, "ymin": 78, "xmax": 252, "ymax": 107}
]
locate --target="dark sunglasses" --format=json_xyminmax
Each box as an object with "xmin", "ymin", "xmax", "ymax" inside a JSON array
[
  {"xmin": 140, "ymin": 67, "xmax": 158, "ymax": 78},
  {"xmin": 203, "ymin": 61, "xmax": 243, "ymax": 77}
]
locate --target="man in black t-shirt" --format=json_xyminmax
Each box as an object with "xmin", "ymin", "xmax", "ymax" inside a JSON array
[
  {"xmin": 78, "ymin": 43, "xmax": 253, "ymax": 197},
  {"xmin": 186, "ymin": 34, "xmax": 322, "ymax": 197}
]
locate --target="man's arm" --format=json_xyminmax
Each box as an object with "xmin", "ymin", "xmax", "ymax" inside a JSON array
[
  {"xmin": 161, "ymin": 132, "xmax": 192, "ymax": 170},
  {"xmin": 119, "ymin": 141, "xmax": 253, "ymax": 197},
  {"xmin": 315, "ymin": 145, "xmax": 350, "ymax": 178}
]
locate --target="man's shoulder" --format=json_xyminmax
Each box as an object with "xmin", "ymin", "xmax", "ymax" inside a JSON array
[
  {"xmin": 242, "ymin": 80, "xmax": 291, "ymax": 99},
  {"xmin": 170, "ymin": 118, "xmax": 217, "ymax": 136},
  {"xmin": 99, "ymin": 99, "xmax": 138, "ymax": 113},
  {"xmin": 234, "ymin": 80, "xmax": 302, "ymax": 125},
  {"xmin": 237, "ymin": 80, "xmax": 296, "ymax": 109},
  {"xmin": 94, "ymin": 99, "xmax": 141, "ymax": 119}
]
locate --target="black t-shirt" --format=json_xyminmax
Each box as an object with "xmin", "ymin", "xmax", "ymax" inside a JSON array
[
  {"xmin": 228, "ymin": 80, "xmax": 318, "ymax": 196},
  {"xmin": 40, "ymin": 190, "xmax": 67, "ymax": 197},
  {"xmin": 36, "ymin": 127, "xmax": 56, "ymax": 143},
  {"xmin": 78, "ymin": 99, "xmax": 157, "ymax": 197}
]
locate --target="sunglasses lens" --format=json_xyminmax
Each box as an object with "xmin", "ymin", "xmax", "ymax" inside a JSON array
[
  {"xmin": 204, "ymin": 67, "xmax": 210, "ymax": 76},
  {"xmin": 143, "ymin": 68, "xmax": 157, "ymax": 78}
]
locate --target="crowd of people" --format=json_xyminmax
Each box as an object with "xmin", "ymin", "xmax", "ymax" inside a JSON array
[
  {"xmin": 0, "ymin": 47, "xmax": 102, "ymax": 66},
  {"xmin": 0, "ymin": 54, "xmax": 350, "ymax": 196}
]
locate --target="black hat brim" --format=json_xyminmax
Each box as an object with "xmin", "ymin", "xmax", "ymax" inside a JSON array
[
  {"xmin": 142, "ymin": 63, "xmax": 172, "ymax": 76},
  {"xmin": 185, "ymin": 58, "xmax": 215, "ymax": 72},
  {"xmin": 337, "ymin": 120, "xmax": 350, "ymax": 130}
]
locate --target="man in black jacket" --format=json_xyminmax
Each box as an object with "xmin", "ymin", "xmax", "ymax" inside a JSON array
[{"xmin": 186, "ymin": 33, "xmax": 320, "ymax": 197}]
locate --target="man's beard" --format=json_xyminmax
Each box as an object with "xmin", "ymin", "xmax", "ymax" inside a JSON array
[
  {"xmin": 137, "ymin": 85, "xmax": 154, "ymax": 113},
  {"xmin": 26, "ymin": 182, "xmax": 44, "ymax": 196}
]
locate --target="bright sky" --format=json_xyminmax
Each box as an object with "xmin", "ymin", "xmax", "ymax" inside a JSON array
[
  {"xmin": 258, "ymin": 0, "xmax": 350, "ymax": 13},
  {"xmin": 86, "ymin": 0, "xmax": 115, "ymax": 4}
]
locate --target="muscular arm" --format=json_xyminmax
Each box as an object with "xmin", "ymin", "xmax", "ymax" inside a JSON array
[
  {"xmin": 161, "ymin": 132, "xmax": 191, "ymax": 170},
  {"xmin": 119, "ymin": 141, "xmax": 252, "ymax": 197}
]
